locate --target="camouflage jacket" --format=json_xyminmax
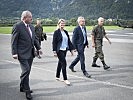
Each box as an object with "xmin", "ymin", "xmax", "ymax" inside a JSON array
[{"xmin": 91, "ymin": 25, "xmax": 106, "ymax": 40}]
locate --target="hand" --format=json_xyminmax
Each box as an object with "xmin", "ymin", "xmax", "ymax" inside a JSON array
[
  {"xmin": 73, "ymin": 49, "xmax": 77, "ymax": 52},
  {"xmin": 92, "ymin": 43, "xmax": 95, "ymax": 48},
  {"xmin": 108, "ymin": 40, "xmax": 111, "ymax": 44},
  {"xmin": 53, "ymin": 51, "xmax": 57, "ymax": 57},
  {"xmin": 54, "ymin": 53, "xmax": 57, "ymax": 57},
  {"xmin": 71, "ymin": 50, "xmax": 74, "ymax": 56},
  {"xmin": 13, "ymin": 54, "xmax": 18, "ymax": 59},
  {"xmin": 38, "ymin": 50, "xmax": 43, "ymax": 55}
]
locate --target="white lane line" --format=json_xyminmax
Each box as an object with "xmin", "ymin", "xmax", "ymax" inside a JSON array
[
  {"xmin": 33, "ymin": 66, "xmax": 133, "ymax": 90},
  {"xmin": 88, "ymin": 38, "xmax": 133, "ymax": 43},
  {"xmin": 125, "ymin": 33, "xmax": 133, "ymax": 35},
  {"xmin": 106, "ymin": 31, "xmax": 116, "ymax": 32},
  {"xmin": 108, "ymin": 34, "xmax": 129, "ymax": 37},
  {"xmin": 1, "ymin": 60, "xmax": 133, "ymax": 90},
  {"xmin": 1, "ymin": 60, "xmax": 18, "ymax": 64},
  {"xmin": 109, "ymin": 38, "xmax": 133, "ymax": 43}
]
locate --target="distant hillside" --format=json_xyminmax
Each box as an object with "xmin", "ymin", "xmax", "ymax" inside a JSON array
[{"xmin": 0, "ymin": 0, "xmax": 132, "ymax": 19}]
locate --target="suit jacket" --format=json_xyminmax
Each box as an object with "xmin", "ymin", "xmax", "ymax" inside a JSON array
[
  {"xmin": 11, "ymin": 21, "xmax": 41, "ymax": 59},
  {"xmin": 72, "ymin": 26, "xmax": 88, "ymax": 52},
  {"xmin": 52, "ymin": 29, "xmax": 74, "ymax": 53}
]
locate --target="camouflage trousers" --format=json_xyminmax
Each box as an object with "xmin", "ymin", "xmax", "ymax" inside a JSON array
[{"xmin": 93, "ymin": 40, "xmax": 104, "ymax": 61}]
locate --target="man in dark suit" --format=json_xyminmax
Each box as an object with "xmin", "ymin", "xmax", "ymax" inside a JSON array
[
  {"xmin": 69, "ymin": 16, "xmax": 91, "ymax": 78},
  {"xmin": 11, "ymin": 10, "xmax": 42, "ymax": 100}
]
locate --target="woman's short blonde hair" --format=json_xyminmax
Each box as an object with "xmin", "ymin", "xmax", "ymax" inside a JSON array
[
  {"xmin": 57, "ymin": 19, "xmax": 65, "ymax": 25},
  {"xmin": 56, "ymin": 19, "xmax": 65, "ymax": 29}
]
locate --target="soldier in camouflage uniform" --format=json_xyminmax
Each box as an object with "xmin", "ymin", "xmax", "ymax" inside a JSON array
[
  {"xmin": 35, "ymin": 20, "xmax": 43, "ymax": 46},
  {"xmin": 35, "ymin": 20, "xmax": 43, "ymax": 58},
  {"xmin": 91, "ymin": 17, "xmax": 111, "ymax": 70}
]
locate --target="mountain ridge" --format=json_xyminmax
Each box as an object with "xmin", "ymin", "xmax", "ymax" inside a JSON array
[{"xmin": 0, "ymin": 0, "xmax": 132, "ymax": 19}]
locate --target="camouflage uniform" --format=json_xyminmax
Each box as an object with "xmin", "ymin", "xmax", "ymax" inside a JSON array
[
  {"xmin": 35, "ymin": 25, "xmax": 43, "ymax": 45},
  {"xmin": 91, "ymin": 25, "xmax": 106, "ymax": 62}
]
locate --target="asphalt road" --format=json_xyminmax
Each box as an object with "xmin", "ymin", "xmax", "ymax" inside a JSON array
[{"xmin": 0, "ymin": 29, "xmax": 133, "ymax": 100}]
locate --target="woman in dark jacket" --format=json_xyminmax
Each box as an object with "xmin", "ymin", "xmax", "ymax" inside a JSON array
[{"xmin": 52, "ymin": 19, "xmax": 74, "ymax": 85}]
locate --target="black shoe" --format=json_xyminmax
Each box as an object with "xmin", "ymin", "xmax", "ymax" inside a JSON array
[
  {"xmin": 26, "ymin": 91, "xmax": 32, "ymax": 100},
  {"xmin": 83, "ymin": 72, "xmax": 91, "ymax": 78},
  {"xmin": 20, "ymin": 88, "xmax": 33, "ymax": 93},
  {"xmin": 69, "ymin": 67, "xmax": 76, "ymax": 72},
  {"xmin": 92, "ymin": 64, "xmax": 100, "ymax": 68},
  {"xmin": 103, "ymin": 64, "xmax": 110, "ymax": 70},
  {"xmin": 38, "ymin": 55, "xmax": 41, "ymax": 59}
]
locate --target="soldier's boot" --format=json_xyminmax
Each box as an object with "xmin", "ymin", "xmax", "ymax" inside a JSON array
[
  {"xmin": 103, "ymin": 64, "xmax": 110, "ymax": 70},
  {"xmin": 102, "ymin": 61, "xmax": 110, "ymax": 70},
  {"xmin": 92, "ymin": 58, "xmax": 100, "ymax": 68}
]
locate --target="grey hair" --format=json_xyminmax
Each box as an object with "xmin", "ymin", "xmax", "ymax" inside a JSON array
[
  {"xmin": 21, "ymin": 10, "xmax": 32, "ymax": 21},
  {"xmin": 77, "ymin": 16, "xmax": 85, "ymax": 23},
  {"xmin": 98, "ymin": 17, "xmax": 104, "ymax": 22}
]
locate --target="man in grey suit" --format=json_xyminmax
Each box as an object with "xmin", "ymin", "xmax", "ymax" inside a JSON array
[
  {"xmin": 11, "ymin": 10, "xmax": 42, "ymax": 100},
  {"xmin": 69, "ymin": 16, "xmax": 91, "ymax": 78}
]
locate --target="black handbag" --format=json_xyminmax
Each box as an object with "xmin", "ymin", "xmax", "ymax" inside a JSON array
[{"xmin": 41, "ymin": 33, "xmax": 47, "ymax": 41}]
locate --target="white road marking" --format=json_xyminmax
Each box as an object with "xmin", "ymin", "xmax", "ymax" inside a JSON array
[
  {"xmin": 89, "ymin": 38, "xmax": 133, "ymax": 43},
  {"xmin": 33, "ymin": 66, "xmax": 133, "ymax": 90},
  {"xmin": 108, "ymin": 34, "xmax": 129, "ymax": 37},
  {"xmin": 125, "ymin": 33, "xmax": 133, "ymax": 35},
  {"xmin": 108, "ymin": 38, "xmax": 133, "ymax": 43},
  {"xmin": 106, "ymin": 30, "xmax": 117, "ymax": 32},
  {"xmin": 1, "ymin": 59, "xmax": 133, "ymax": 90}
]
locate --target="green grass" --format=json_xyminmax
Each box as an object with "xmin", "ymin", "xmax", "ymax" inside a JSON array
[
  {"xmin": 43, "ymin": 26, "xmax": 76, "ymax": 33},
  {"xmin": 43, "ymin": 26, "xmax": 122, "ymax": 33},
  {"xmin": 0, "ymin": 26, "xmax": 122, "ymax": 34},
  {"xmin": 0, "ymin": 27, "xmax": 12, "ymax": 34}
]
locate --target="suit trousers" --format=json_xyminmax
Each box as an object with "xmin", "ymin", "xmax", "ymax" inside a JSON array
[
  {"xmin": 19, "ymin": 59, "xmax": 33, "ymax": 91},
  {"xmin": 69, "ymin": 45, "xmax": 86, "ymax": 73},
  {"xmin": 56, "ymin": 50, "xmax": 67, "ymax": 80}
]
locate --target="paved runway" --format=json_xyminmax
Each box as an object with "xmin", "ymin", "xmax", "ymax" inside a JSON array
[{"xmin": 0, "ymin": 29, "xmax": 133, "ymax": 100}]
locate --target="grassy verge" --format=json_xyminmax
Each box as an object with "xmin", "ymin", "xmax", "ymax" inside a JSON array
[
  {"xmin": 43, "ymin": 26, "xmax": 122, "ymax": 33},
  {"xmin": 0, "ymin": 26, "xmax": 122, "ymax": 34},
  {"xmin": 0, "ymin": 27, "xmax": 12, "ymax": 34}
]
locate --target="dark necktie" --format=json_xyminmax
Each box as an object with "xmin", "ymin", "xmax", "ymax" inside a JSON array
[{"xmin": 27, "ymin": 25, "xmax": 32, "ymax": 37}]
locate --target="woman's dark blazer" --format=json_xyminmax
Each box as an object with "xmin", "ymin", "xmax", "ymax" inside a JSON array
[{"xmin": 52, "ymin": 29, "xmax": 74, "ymax": 53}]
